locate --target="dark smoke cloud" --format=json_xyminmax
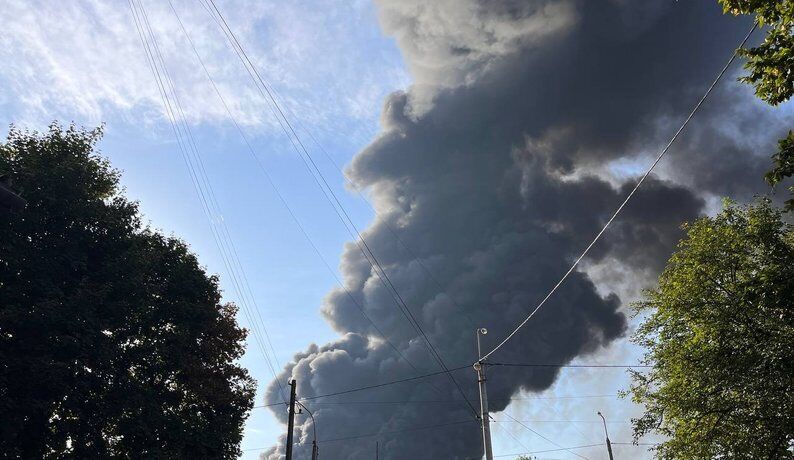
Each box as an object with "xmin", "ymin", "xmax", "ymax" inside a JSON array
[{"xmin": 261, "ymin": 1, "xmax": 791, "ymax": 458}]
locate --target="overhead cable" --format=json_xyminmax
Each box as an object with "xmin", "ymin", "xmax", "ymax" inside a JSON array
[
  {"xmin": 480, "ymin": 21, "xmax": 759, "ymax": 362},
  {"xmin": 200, "ymin": 0, "xmax": 478, "ymax": 418},
  {"xmin": 242, "ymin": 419, "xmax": 478, "ymax": 451},
  {"xmin": 499, "ymin": 411, "xmax": 590, "ymax": 460},
  {"xmin": 254, "ymin": 365, "xmax": 472, "ymax": 408},
  {"xmin": 164, "ymin": 0, "xmax": 432, "ymax": 395},
  {"xmin": 491, "ymin": 363, "xmax": 650, "ymax": 368},
  {"xmin": 127, "ymin": 0, "xmax": 287, "ymax": 401}
]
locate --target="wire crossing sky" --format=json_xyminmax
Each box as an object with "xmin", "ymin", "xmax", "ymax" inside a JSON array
[
  {"xmin": 128, "ymin": 0, "xmax": 290, "ymax": 403},
  {"xmin": 1, "ymin": 0, "xmax": 792, "ymax": 459},
  {"xmin": 480, "ymin": 21, "xmax": 759, "ymax": 363},
  {"xmin": 198, "ymin": 0, "xmax": 481, "ymax": 418},
  {"xmin": 248, "ymin": 2, "xmax": 790, "ymax": 458}
]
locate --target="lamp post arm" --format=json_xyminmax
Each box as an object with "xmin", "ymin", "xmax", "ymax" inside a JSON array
[
  {"xmin": 296, "ymin": 401, "xmax": 319, "ymax": 460},
  {"xmin": 597, "ymin": 411, "xmax": 614, "ymax": 460},
  {"xmin": 296, "ymin": 401, "xmax": 317, "ymax": 442}
]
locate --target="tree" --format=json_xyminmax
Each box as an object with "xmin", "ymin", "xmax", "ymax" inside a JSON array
[
  {"xmin": 766, "ymin": 131, "xmax": 794, "ymax": 211},
  {"xmin": 628, "ymin": 200, "xmax": 793, "ymax": 459},
  {"xmin": 0, "ymin": 124, "xmax": 256, "ymax": 458},
  {"xmin": 719, "ymin": 0, "xmax": 794, "ymax": 209}
]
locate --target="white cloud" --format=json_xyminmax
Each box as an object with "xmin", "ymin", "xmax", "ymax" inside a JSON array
[{"xmin": 0, "ymin": 0, "xmax": 409, "ymax": 134}]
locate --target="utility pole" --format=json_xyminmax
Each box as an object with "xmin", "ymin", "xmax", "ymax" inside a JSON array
[
  {"xmin": 375, "ymin": 441, "xmax": 379, "ymax": 460},
  {"xmin": 286, "ymin": 379, "xmax": 297, "ymax": 460},
  {"xmin": 597, "ymin": 411, "xmax": 614, "ymax": 460},
  {"xmin": 474, "ymin": 328, "xmax": 493, "ymax": 460}
]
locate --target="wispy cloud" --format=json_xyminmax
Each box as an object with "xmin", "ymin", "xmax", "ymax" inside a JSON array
[{"xmin": 0, "ymin": 0, "xmax": 409, "ymax": 134}]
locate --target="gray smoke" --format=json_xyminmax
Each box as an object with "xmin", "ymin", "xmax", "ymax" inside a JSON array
[{"xmin": 261, "ymin": 1, "xmax": 790, "ymax": 458}]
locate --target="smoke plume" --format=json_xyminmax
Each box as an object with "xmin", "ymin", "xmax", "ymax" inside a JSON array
[{"xmin": 261, "ymin": 1, "xmax": 790, "ymax": 458}]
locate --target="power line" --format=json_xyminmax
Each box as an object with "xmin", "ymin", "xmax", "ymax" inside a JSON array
[
  {"xmin": 314, "ymin": 435, "xmax": 660, "ymax": 453},
  {"xmin": 241, "ymin": 359, "xmax": 636, "ymax": 407},
  {"xmin": 613, "ymin": 442, "xmax": 660, "ymax": 446},
  {"xmin": 492, "ymin": 443, "xmax": 672, "ymax": 460},
  {"xmin": 495, "ymin": 419, "xmax": 631, "ymax": 424},
  {"xmin": 319, "ymin": 419, "xmax": 477, "ymax": 444},
  {"xmin": 163, "ymin": 0, "xmax": 435, "ymax": 396},
  {"xmin": 491, "ymin": 363, "xmax": 650, "ymax": 369},
  {"xmin": 492, "ymin": 394, "xmax": 620, "ymax": 401},
  {"xmin": 271, "ymin": 394, "xmax": 620, "ymax": 406},
  {"xmin": 199, "ymin": 0, "xmax": 478, "ymax": 418},
  {"xmin": 134, "ymin": 0, "xmax": 290, "ymax": 402},
  {"xmin": 499, "ymin": 411, "xmax": 589, "ymax": 460},
  {"xmin": 196, "ymin": 0, "xmax": 459, "ymax": 405},
  {"xmin": 239, "ymin": 424, "xmax": 647, "ymax": 454},
  {"xmin": 480, "ymin": 21, "xmax": 759, "ymax": 362},
  {"xmin": 244, "ymin": 358, "xmax": 632, "ymax": 408},
  {"xmin": 126, "ymin": 4, "xmax": 713, "ymax": 457},
  {"xmin": 138, "ymin": 2, "xmax": 673, "ymax": 451},
  {"xmin": 255, "ymin": 394, "xmax": 620, "ymax": 407},
  {"xmin": 492, "ymin": 444, "xmax": 604, "ymax": 458},
  {"xmin": 254, "ymin": 365, "xmax": 472, "ymax": 408},
  {"xmin": 127, "ymin": 0, "xmax": 287, "ymax": 402},
  {"xmin": 242, "ymin": 419, "xmax": 478, "ymax": 451},
  {"xmin": 511, "ymin": 379, "xmax": 602, "ymax": 451},
  {"xmin": 492, "ymin": 420, "xmax": 534, "ymax": 456},
  {"xmin": 271, "ymin": 92, "xmax": 481, "ymax": 331}
]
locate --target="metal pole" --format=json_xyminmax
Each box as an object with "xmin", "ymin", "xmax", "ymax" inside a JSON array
[
  {"xmin": 286, "ymin": 380, "xmax": 297, "ymax": 460},
  {"xmin": 597, "ymin": 411, "xmax": 614, "ymax": 460},
  {"xmin": 474, "ymin": 362, "xmax": 494, "ymax": 460},
  {"xmin": 476, "ymin": 328, "xmax": 483, "ymax": 361},
  {"xmin": 296, "ymin": 400, "xmax": 318, "ymax": 460},
  {"xmin": 475, "ymin": 328, "xmax": 493, "ymax": 460}
]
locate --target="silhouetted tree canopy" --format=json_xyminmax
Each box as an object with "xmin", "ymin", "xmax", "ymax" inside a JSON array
[
  {"xmin": 629, "ymin": 200, "xmax": 793, "ymax": 459},
  {"xmin": 0, "ymin": 124, "xmax": 255, "ymax": 458}
]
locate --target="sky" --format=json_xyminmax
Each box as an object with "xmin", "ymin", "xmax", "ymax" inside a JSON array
[{"xmin": 1, "ymin": 1, "xmax": 792, "ymax": 459}]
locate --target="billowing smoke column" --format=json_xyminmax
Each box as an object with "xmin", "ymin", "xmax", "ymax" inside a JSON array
[{"xmin": 262, "ymin": 1, "xmax": 787, "ymax": 458}]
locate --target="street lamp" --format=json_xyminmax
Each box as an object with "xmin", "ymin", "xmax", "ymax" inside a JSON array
[
  {"xmin": 296, "ymin": 401, "xmax": 318, "ymax": 460},
  {"xmin": 476, "ymin": 328, "xmax": 487, "ymax": 361},
  {"xmin": 474, "ymin": 328, "xmax": 493, "ymax": 460},
  {"xmin": 597, "ymin": 411, "xmax": 614, "ymax": 460}
]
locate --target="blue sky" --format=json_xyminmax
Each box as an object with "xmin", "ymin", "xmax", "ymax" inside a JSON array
[
  {"xmin": 0, "ymin": 0, "xmax": 407, "ymax": 454},
  {"xmin": 0, "ymin": 1, "xmax": 671, "ymax": 458}
]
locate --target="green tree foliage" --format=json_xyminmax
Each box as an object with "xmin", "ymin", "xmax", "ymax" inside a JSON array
[
  {"xmin": 765, "ymin": 130, "xmax": 794, "ymax": 211},
  {"xmin": 0, "ymin": 124, "xmax": 256, "ymax": 458},
  {"xmin": 720, "ymin": 0, "xmax": 794, "ymax": 105},
  {"xmin": 628, "ymin": 200, "xmax": 793, "ymax": 459},
  {"xmin": 720, "ymin": 0, "xmax": 794, "ymax": 208}
]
